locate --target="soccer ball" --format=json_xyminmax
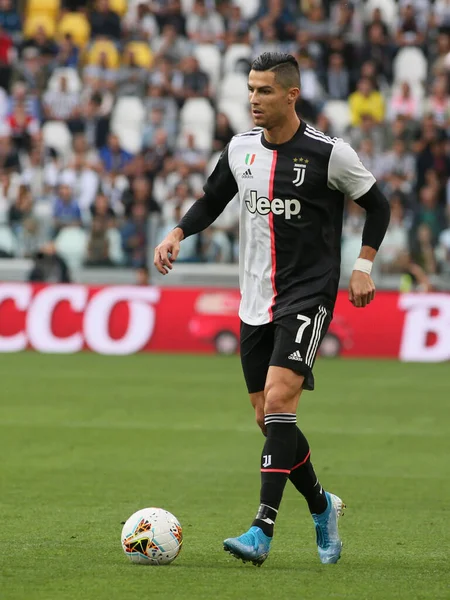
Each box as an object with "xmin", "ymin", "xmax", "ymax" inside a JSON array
[{"xmin": 121, "ymin": 507, "xmax": 183, "ymax": 565}]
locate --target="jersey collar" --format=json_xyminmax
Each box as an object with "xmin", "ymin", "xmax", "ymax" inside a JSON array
[{"xmin": 260, "ymin": 120, "xmax": 306, "ymax": 150}]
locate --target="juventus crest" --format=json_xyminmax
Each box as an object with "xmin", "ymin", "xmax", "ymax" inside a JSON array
[{"xmin": 293, "ymin": 164, "xmax": 306, "ymax": 187}]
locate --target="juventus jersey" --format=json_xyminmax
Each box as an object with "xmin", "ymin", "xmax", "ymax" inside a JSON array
[{"xmin": 203, "ymin": 121, "xmax": 376, "ymax": 326}]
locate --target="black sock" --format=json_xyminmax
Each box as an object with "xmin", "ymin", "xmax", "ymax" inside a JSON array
[
  {"xmin": 289, "ymin": 426, "xmax": 327, "ymax": 515},
  {"xmin": 252, "ymin": 413, "xmax": 297, "ymax": 536}
]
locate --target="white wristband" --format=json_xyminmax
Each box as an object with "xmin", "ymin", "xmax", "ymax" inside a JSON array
[{"xmin": 353, "ymin": 258, "xmax": 373, "ymax": 275}]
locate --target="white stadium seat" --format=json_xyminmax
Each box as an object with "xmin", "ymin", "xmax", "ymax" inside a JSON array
[
  {"xmin": 223, "ymin": 43, "xmax": 253, "ymax": 74},
  {"xmin": 177, "ymin": 128, "xmax": 212, "ymax": 152},
  {"xmin": 232, "ymin": 0, "xmax": 260, "ymax": 20},
  {"xmin": 111, "ymin": 97, "xmax": 145, "ymax": 154},
  {"xmin": 0, "ymin": 226, "xmax": 18, "ymax": 256},
  {"xmin": 54, "ymin": 226, "xmax": 88, "ymax": 271},
  {"xmin": 322, "ymin": 100, "xmax": 351, "ymax": 138},
  {"xmin": 393, "ymin": 47, "xmax": 428, "ymax": 85},
  {"xmin": 180, "ymin": 0, "xmax": 195, "ymax": 15},
  {"xmin": 107, "ymin": 228, "xmax": 124, "ymax": 265},
  {"xmin": 194, "ymin": 44, "xmax": 222, "ymax": 93},
  {"xmin": 218, "ymin": 99, "xmax": 252, "ymax": 134},
  {"xmin": 42, "ymin": 121, "xmax": 72, "ymax": 162},
  {"xmin": 364, "ymin": 0, "xmax": 399, "ymax": 31},
  {"xmin": 218, "ymin": 73, "xmax": 249, "ymax": 104},
  {"xmin": 180, "ymin": 98, "xmax": 215, "ymax": 132},
  {"xmin": 46, "ymin": 68, "xmax": 82, "ymax": 93}
]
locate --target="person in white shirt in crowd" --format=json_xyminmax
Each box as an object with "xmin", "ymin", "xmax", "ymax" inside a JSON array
[{"xmin": 186, "ymin": 0, "xmax": 225, "ymax": 46}]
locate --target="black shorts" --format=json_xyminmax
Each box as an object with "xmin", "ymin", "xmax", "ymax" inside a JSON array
[{"xmin": 240, "ymin": 304, "xmax": 332, "ymax": 394}]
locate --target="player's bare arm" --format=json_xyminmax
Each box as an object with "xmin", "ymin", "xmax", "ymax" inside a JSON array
[
  {"xmin": 350, "ymin": 183, "xmax": 390, "ymax": 308},
  {"xmin": 154, "ymin": 227, "xmax": 184, "ymax": 275}
]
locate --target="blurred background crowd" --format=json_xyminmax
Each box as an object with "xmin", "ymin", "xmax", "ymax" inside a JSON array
[{"xmin": 0, "ymin": 0, "xmax": 449, "ymax": 288}]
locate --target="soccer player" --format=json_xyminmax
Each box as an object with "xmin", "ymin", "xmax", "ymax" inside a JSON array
[{"xmin": 154, "ymin": 53, "xmax": 390, "ymax": 566}]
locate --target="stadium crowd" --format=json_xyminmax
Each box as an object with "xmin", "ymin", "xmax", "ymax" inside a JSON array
[{"xmin": 0, "ymin": 0, "xmax": 449, "ymax": 287}]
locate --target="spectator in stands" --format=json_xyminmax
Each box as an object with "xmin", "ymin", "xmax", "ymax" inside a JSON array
[
  {"xmin": 349, "ymin": 77, "xmax": 385, "ymax": 127},
  {"xmin": 7, "ymin": 81, "xmax": 40, "ymax": 120},
  {"xmin": 117, "ymin": 49, "xmax": 149, "ymax": 98},
  {"xmin": 120, "ymin": 201, "xmax": 148, "ymax": 267},
  {"xmin": 21, "ymin": 25, "xmax": 58, "ymax": 63},
  {"xmin": 10, "ymin": 47, "xmax": 48, "ymax": 94},
  {"xmin": 0, "ymin": 23, "xmax": 13, "ymax": 90},
  {"xmin": 157, "ymin": 202, "xmax": 198, "ymax": 261},
  {"xmin": 414, "ymin": 186, "xmax": 445, "ymax": 242},
  {"xmin": 175, "ymin": 131, "xmax": 207, "ymax": 172},
  {"xmin": 20, "ymin": 143, "xmax": 59, "ymax": 200},
  {"xmin": 411, "ymin": 223, "xmax": 438, "ymax": 276},
  {"xmin": 213, "ymin": 112, "xmax": 234, "ymax": 152},
  {"xmin": 42, "ymin": 74, "xmax": 81, "ymax": 129},
  {"xmin": 0, "ymin": 0, "xmax": 21, "ymax": 40},
  {"xmin": 121, "ymin": 175, "xmax": 159, "ymax": 218},
  {"xmin": 349, "ymin": 113, "xmax": 385, "ymax": 154},
  {"xmin": 258, "ymin": 0, "xmax": 296, "ymax": 43},
  {"xmin": 90, "ymin": 0, "xmax": 122, "ymax": 41},
  {"xmin": 0, "ymin": 132, "xmax": 20, "ymax": 172},
  {"xmin": 171, "ymin": 56, "xmax": 211, "ymax": 107},
  {"xmin": 360, "ymin": 22, "xmax": 393, "ymax": 85},
  {"xmin": 223, "ymin": 4, "xmax": 250, "ymax": 46},
  {"xmin": 123, "ymin": 1, "xmax": 159, "ymax": 42},
  {"xmin": 149, "ymin": 0, "xmax": 185, "ymax": 34},
  {"xmin": 8, "ymin": 184, "xmax": 39, "ymax": 256},
  {"xmin": 28, "ymin": 241, "xmax": 71, "ymax": 283},
  {"xmin": 396, "ymin": 3, "xmax": 426, "ymax": 48},
  {"xmin": 297, "ymin": 2, "xmax": 329, "ymax": 46},
  {"xmin": 378, "ymin": 195, "xmax": 410, "ymax": 274},
  {"xmin": 162, "ymin": 180, "xmax": 195, "ymax": 224},
  {"xmin": 84, "ymin": 216, "xmax": 113, "ymax": 266},
  {"xmin": 51, "ymin": 35, "xmax": 80, "ymax": 70},
  {"xmin": 61, "ymin": 153, "xmax": 99, "ymax": 212},
  {"xmin": 99, "ymin": 133, "xmax": 133, "ymax": 173},
  {"xmin": 389, "ymin": 81, "xmax": 422, "ymax": 122},
  {"xmin": 324, "ymin": 52, "xmax": 350, "ymax": 101},
  {"xmin": 416, "ymin": 137, "xmax": 450, "ymax": 193},
  {"xmin": 78, "ymin": 93, "xmax": 110, "ymax": 150},
  {"xmin": 90, "ymin": 191, "xmax": 116, "ymax": 228},
  {"xmin": 52, "ymin": 180, "xmax": 82, "ymax": 237},
  {"xmin": 378, "ymin": 139, "xmax": 416, "ymax": 195},
  {"xmin": 430, "ymin": 32, "xmax": 450, "ymax": 77},
  {"xmin": 135, "ymin": 264, "xmax": 150, "ymax": 285},
  {"xmin": 186, "ymin": 0, "xmax": 225, "ymax": 45},
  {"xmin": 357, "ymin": 138, "xmax": 382, "ymax": 178},
  {"xmin": 152, "ymin": 24, "xmax": 190, "ymax": 64},
  {"xmin": 330, "ymin": 0, "xmax": 364, "ymax": 46},
  {"xmin": 423, "ymin": 77, "xmax": 450, "ymax": 127},
  {"xmin": 4, "ymin": 101, "xmax": 39, "ymax": 152}
]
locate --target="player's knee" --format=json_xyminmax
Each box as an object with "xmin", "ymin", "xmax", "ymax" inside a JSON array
[{"xmin": 264, "ymin": 380, "xmax": 295, "ymax": 414}]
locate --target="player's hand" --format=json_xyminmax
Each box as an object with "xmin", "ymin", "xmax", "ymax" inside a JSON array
[
  {"xmin": 349, "ymin": 271, "xmax": 376, "ymax": 308},
  {"xmin": 154, "ymin": 233, "xmax": 182, "ymax": 275}
]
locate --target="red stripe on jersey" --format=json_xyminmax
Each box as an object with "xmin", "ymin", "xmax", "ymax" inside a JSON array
[{"xmin": 268, "ymin": 150, "xmax": 278, "ymax": 322}]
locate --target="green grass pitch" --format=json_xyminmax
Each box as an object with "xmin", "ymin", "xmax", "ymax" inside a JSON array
[{"xmin": 0, "ymin": 353, "xmax": 448, "ymax": 600}]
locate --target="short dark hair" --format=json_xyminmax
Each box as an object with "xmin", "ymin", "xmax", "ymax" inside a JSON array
[{"xmin": 251, "ymin": 52, "xmax": 300, "ymax": 89}]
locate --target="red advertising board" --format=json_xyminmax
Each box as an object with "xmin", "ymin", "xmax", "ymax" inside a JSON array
[{"xmin": 0, "ymin": 283, "xmax": 449, "ymax": 361}]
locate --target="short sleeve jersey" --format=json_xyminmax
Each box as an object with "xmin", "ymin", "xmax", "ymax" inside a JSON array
[{"xmin": 202, "ymin": 121, "xmax": 375, "ymax": 325}]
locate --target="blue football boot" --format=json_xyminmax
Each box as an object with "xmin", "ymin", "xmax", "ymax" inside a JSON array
[
  {"xmin": 223, "ymin": 526, "xmax": 272, "ymax": 566},
  {"xmin": 312, "ymin": 491, "xmax": 346, "ymax": 564}
]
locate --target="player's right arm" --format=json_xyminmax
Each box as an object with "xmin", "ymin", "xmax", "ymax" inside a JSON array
[{"xmin": 154, "ymin": 145, "xmax": 238, "ymax": 275}]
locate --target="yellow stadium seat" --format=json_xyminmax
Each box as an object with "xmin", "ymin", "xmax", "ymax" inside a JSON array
[
  {"xmin": 57, "ymin": 13, "xmax": 91, "ymax": 48},
  {"xmin": 123, "ymin": 42, "xmax": 153, "ymax": 69},
  {"xmin": 27, "ymin": 0, "xmax": 60, "ymax": 20},
  {"xmin": 87, "ymin": 40, "xmax": 120, "ymax": 69},
  {"xmin": 24, "ymin": 14, "xmax": 56, "ymax": 39},
  {"xmin": 109, "ymin": 0, "xmax": 128, "ymax": 17}
]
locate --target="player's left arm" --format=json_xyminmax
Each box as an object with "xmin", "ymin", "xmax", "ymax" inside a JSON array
[
  {"xmin": 351, "ymin": 183, "xmax": 390, "ymax": 307},
  {"xmin": 328, "ymin": 140, "xmax": 390, "ymax": 308}
]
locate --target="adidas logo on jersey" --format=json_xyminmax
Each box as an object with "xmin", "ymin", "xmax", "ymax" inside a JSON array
[
  {"xmin": 242, "ymin": 169, "xmax": 253, "ymax": 179},
  {"xmin": 246, "ymin": 190, "xmax": 302, "ymax": 220},
  {"xmin": 288, "ymin": 350, "xmax": 303, "ymax": 361}
]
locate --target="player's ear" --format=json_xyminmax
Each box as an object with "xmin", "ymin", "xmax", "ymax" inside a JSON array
[{"xmin": 287, "ymin": 87, "xmax": 300, "ymax": 104}]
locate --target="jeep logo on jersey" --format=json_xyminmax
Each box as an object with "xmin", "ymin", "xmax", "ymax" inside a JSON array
[
  {"xmin": 246, "ymin": 191, "xmax": 301, "ymax": 220},
  {"xmin": 293, "ymin": 164, "xmax": 306, "ymax": 187}
]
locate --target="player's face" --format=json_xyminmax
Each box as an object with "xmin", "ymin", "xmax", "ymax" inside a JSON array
[{"xmin": 247, "ymin": 70, "xmax": 297, "ymax": 130}]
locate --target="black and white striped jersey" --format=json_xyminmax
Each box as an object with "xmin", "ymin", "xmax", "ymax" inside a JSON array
[{"xmin": 203, "ymin": 120, "xmax": 376, "ymax": 326}]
